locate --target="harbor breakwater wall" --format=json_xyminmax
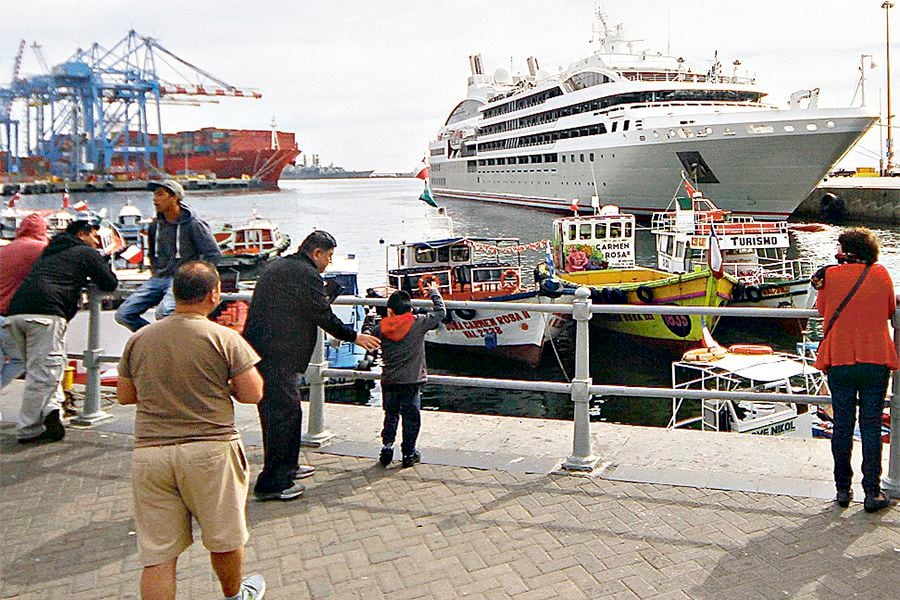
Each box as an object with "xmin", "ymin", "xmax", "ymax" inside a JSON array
[{"xmin": 794, "ymin": 177, "xmax": 899, "ymax": 224}]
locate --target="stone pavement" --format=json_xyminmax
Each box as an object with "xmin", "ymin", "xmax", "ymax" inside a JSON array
[{"xmin": 2, "ymin": 419, "xmax": 899, "ymax": 599}]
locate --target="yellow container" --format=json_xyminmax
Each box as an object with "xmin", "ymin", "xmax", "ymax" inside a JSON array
[{"xmin": 62, "ymin": 366, "xmax": 75, "ymax": 391}]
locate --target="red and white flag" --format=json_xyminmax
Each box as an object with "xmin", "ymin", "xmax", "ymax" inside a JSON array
[
  {"xmin": 9, "ymin": 192, "xmax": 20, "ymax": 207},
  {"xmin": 72, "ymin": 199, "xmax": 88, "ymax": 212},
  {"xmin": 62, "ymin": 192, "xmax": 70, "ymax": 208},
  {"xmin": 701, "ymin": 325, "xmax": 720, "ymax": 349},
  {"xmin": 414, "ymin": 159, "xmax": 429, "ymax": 180},
  {"xmin": 708, "ymin": 226, "xmax": 724, "ymax": 279},
  {"xmin": 120, "ymin": 244, "xmax": 144, "ymax": 265},
  {"xmin": 684, "ymin": 178, "xmax": 697, "ymax": 198},
  {"xmin": 569, "ymin": 198, "xmax": 579, "ymax": 215}
]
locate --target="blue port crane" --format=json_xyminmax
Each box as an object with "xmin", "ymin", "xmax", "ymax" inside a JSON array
[{"xmin": 0, "ymin": 31, "xmax": 261, "ymax": 180}]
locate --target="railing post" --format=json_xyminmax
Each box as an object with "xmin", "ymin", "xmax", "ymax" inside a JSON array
[
  {"xmin": 564, "ymin": 286, "xmax": 599, "ymax": 472},
  {"xmin": 71, "ymin": 287, "xmax": 111, "ymax": 426},
  {"xmin": 302, "ymin": 327, "xmax": 334, "ymax": 447},
  {"xmin": 882, "ymin": 297, "xmax": 900, "ymax": 497}
]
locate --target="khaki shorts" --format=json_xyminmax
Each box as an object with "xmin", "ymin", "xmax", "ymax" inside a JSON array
[{"xmin": 131, "ymin": 439, "xmax": 250, "ymax": 566}]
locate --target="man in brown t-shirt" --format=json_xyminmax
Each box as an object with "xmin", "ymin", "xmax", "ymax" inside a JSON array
[{"xmin": 117, "ymin": 261, "xmax": 267, "ymax": 600}]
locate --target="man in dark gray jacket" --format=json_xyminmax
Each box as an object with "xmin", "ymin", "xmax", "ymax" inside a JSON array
[
  {"xmin": 115, "ymin": 179, "xmax": 220, "ymax": 331},
  {"xmin": 374, "ymin": 285, "xmax": 445, "ymax": 468}
]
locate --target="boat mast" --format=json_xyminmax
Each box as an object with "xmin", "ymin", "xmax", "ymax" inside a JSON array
[{"xmin": 882, "ymin": 1, "xmax": 894, "ymax": 175}]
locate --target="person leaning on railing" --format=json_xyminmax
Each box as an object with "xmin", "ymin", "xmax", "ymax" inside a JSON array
[{"xmin": 812, "ymin": 227, "xmax": 898, "ymax": 513}]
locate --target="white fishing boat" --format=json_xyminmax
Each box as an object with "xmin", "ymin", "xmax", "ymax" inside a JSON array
[
  {"xmin": 669, "ymin": 345, "xmax": 827, "ymax": 437},
  {"xmin": 427, "ymin": 8, "xmax": 875, "ymax": 220},
  {"xmin": 651, "ymin": 181, "xmax": 813, "ymax": 308},
  {"xmin": 372, "ymin": 237, "xmax": 569, "ymax": 367}
]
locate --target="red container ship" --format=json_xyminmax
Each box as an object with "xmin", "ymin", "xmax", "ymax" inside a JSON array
[{"xmin": 155, "ymin": 128, "xmax": 300, "ymax": 188}]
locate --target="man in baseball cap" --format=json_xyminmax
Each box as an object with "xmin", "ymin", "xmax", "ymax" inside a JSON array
[
  {"xmin": 115, "ymin": 179, "xmax": 221, "ymax": 332},
  {"xmin": 147, "ymin": 179, "xmax": 185, "ymax": 201}
]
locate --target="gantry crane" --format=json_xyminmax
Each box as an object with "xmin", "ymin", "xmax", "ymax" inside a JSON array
[{"xmin": 0, "ymin": 31, "xmax": 261, "ymax": 180}]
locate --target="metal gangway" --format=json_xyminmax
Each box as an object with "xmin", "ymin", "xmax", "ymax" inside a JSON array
[{"xmin": 69, "ymin": 286, "xmax": 900, "ymax": 497}]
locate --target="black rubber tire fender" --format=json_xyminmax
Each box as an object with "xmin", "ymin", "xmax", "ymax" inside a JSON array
[{"xmin": 636, "ymin": 285, "xmax": 655, "ymax": 304}]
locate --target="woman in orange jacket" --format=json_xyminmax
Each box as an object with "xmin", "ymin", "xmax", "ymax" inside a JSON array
[{"xmin": 814, "ymin": 228, "xmax": 898, "ymax": 513}]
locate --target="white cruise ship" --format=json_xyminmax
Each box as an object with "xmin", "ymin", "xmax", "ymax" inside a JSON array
[{"xmin": 427, "ymin": 10, "xmax": 876, "ymax": 220}]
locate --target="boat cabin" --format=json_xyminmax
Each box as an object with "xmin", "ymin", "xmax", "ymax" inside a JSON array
[
  {"xmin": 652, "ymin": 194, "xmax": 792, "ymax": 282},
  {"xmin": 552, "ymin": 205, "xmax": 635, "ymax": 272},
  {"xmin": 386, "ymin": 237, "xmax": 526, "ymax": 299}
]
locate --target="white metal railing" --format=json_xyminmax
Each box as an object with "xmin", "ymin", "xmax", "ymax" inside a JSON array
[{"xmin": 73, "ymin": 286, "xmax": 900, "ymax": 495}]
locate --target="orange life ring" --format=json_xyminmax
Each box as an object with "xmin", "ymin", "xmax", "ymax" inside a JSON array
[
  {"xmin": 417, "ymin": 274, "xmax": 441, "ymax": 297},
  {"xmin": 682, "ymin": 346, "xmax": 727, "ymax": 362},
  {"xmin": 500, "ymin": 269, "xmax": 520, "ymax": 291},
  {"xmin": 728, "ymin": 344, "xmax": 774, "ymax": 355}
]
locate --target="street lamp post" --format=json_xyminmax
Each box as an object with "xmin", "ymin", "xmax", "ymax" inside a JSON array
[{"xmin": 884, "ymin": 1, "xmax": 894, "ymax": 175}]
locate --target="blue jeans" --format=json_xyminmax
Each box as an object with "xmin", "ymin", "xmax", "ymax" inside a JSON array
[
  {"xmin": 0, "ymin": 316, "xmax": 25, "ymax": 388},
  {"xmin": 827, "ymin": 363, "xmax": 890, "ymax": 496},
  {"xmin": 381, "ymin": 383, "xmax": 422, "ymax": 457},
  {"xmin": 114, "ymin": 276, "xmax": 175, "ymax": 332}
]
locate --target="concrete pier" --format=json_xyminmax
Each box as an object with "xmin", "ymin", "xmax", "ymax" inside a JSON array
[
  {"xmin": 0, "ymin": 177, "xmax": 262, "ymax": 196},
  {"xmin": 796, "ymin": 177, "xmax": 900, "ymax": 224},
  {"xmin": 2, "ymin": 382, "xmax": 897, "ymax": 599}
]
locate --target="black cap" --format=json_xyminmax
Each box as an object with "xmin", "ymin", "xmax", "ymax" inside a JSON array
[{"xmin": 66, "ymin": 219, "xmax": 100, "ymax": 235}]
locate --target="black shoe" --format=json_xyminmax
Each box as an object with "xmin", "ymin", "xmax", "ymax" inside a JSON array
[
  {"xmin": 836, "ymin": 489, "xmax": 852, "ymax": 508},
  {"xmin": 863, "ymin": 494, "xmax": 892, "ymax": 513},
  {"xmin": 401, "ymin": 451, "xmax": 420, "ymax": 468},
  {"xmin": 254, "ymin": 482, "xmax": 305, "ymax": 501},
  {"xmin": 18, "ymin": 410, "xmax": 66, "ymax": 444},
  {"xmin": 379, "ymin": 447, "xmax": 393, "ymax": 467}
]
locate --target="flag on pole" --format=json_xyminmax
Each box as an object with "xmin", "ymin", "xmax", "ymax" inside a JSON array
[
  {"xmin": 120, "ymin": 244, "xmax": 144, "ymax": 265},
  {"xmin": 72, "ymin": 199, "xmax": 88, "ymax": 212},
  {"xmin": 414, "ymin": 160, "xmax": 429, "ymax": 180},
  {"xmin": 419, "ymin": 181, "xmax": 438, "ymax": 208},
  {"xmin": 700, "ymin": 325, "xmax": 720, "ymax": 349},
  {"xmin": 62, "ymin": 191, "xmax": 70, "ymax": 208},
  {"xmin": 684, "ymin": 178, "xmax": 697, "ymax": 198},
  {"xmin": 544, "ymin": 240, "xmax": 556, "ymax": 278},
  {"xmin": 708, "ymin": 226, "xmax": 724, "ymax": 279}
]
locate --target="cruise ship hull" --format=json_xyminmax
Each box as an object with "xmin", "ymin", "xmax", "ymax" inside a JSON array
[{"xmin": 432, "ymin": 110, "xmax": 874, "ymax": 220}]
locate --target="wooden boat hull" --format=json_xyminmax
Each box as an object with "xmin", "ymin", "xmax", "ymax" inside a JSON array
[
  {"xmin": 425, "ymin": 293, "xmax": 570, "ymax": 367},
  {"xmin": 556, "ymin": 268, "xmax": 734, "ymax": 344}
]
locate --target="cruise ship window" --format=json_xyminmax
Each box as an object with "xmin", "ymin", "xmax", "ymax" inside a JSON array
[
  {"xmin": 570, "ymin": 154, "xmax": 575, "ymax": 162},
  {"xmin": 580, "ymin": 154, "xmax": 584, "ymax": 162},
  {"xmin": 562, "ymin": 156, "xmax": 566, "ymax": 163},
  {"xmin": 611, "ymin": 122, "xmax": 618, "ymax": 133},
  {"xmin": 590, "ymin": 153, "xmax": 595, "ymax": 161}
]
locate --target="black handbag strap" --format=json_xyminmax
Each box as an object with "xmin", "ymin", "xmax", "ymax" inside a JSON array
[{"xmin": 820, "ymin": 264, "xmax": 872, "ymax": 342}]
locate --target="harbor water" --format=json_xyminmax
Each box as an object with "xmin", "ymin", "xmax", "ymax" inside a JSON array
[{"xmin": 12, "ymin": 179, "xmax": 900, "ymax": 426}]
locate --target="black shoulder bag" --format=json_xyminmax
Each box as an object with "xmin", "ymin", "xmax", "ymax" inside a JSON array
[{"xmin": 819, "ymin": 264, "xmax": 872, "ymax": 343}]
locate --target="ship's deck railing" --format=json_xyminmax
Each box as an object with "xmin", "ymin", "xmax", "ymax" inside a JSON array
[{"xmin": 72, "ymin": 286, "xmax": 900, "ymax": 496}]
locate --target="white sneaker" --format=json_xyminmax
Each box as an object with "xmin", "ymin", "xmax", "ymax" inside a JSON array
[{"xmin": 239, "ymin": 574, "xmax": 266, "ymax": 599}]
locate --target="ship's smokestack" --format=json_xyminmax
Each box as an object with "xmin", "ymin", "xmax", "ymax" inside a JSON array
[
  {"xmin": 468, "ymin": 55, "xmax": 477, "ymax": 76},
  {"xmin": 526, "ymin": 56, "xmax": 540, "ymax": 77},
  {"xmin": 473, "ymin": 54, "xmax": 484, "ymax": 75}
]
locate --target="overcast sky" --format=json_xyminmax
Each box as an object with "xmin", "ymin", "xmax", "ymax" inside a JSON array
[{"xmin": 1, "ymin": 0, "xmax": 894, "ymax": 171}]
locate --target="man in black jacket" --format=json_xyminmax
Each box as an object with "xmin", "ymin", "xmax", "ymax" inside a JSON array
[
  {"xmin": 243, "ymin": 230, "xmax": 380, "ymax": 500},
  {"xmin": 5, "ymin": 219, "xmax": 118, "ymax": 443}
]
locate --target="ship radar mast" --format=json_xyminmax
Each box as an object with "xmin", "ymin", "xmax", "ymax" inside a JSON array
[
  {"xmin": 270, "ymin": 116, "xmax": 280, "ymax": 151},
  {"xmin": 590, "ymin": 5, "xmax": 641, "ymax": 55}
]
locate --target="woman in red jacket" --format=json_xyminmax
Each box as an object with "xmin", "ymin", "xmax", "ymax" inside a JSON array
[{"xmin": 814, "ymin": 228, "xmax": 898, "ymax": 513}]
